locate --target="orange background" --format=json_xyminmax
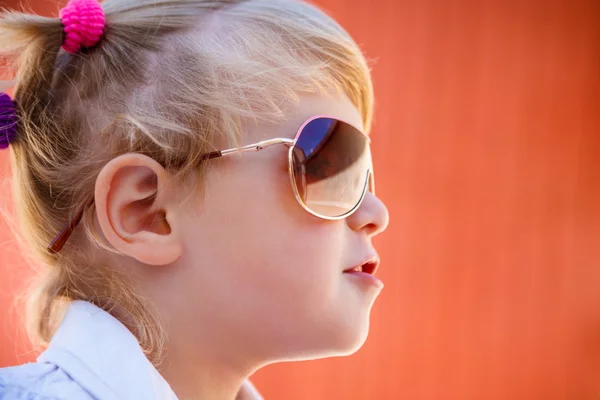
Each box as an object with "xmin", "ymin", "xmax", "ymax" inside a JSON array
[{"xmin": 1, "ymin": 0, "xmax": 599, "ymax": 399}]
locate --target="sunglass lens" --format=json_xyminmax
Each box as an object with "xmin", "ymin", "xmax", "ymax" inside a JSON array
[{"xmin": 291, "ymin": 117, "xmax": 372, "ymax": 218}]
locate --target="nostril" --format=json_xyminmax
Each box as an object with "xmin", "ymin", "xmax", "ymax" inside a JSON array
[{"xmin": 364, "ymin": 222, "xmax": 379, "ymax": 236}]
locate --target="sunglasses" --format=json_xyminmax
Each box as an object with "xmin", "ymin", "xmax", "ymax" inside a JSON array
[{"xmin": 48, "ymin": 115, "xmax": 374, "ymax": 254}]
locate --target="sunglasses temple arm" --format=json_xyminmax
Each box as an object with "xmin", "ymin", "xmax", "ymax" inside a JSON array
[
  {"xmin": 47, "ymin": 138, "xmax": 296, "ymax": 254},
  {"xmin": 219, "ymin": 138, "xmax": 294, "ymax": 156},
  {"xmin": 47, "ymin": 197, "xmax": 94, "ymax": 254},
  {"xmin": 46, "ymin": 138, "xmax": 296, "ymax": 254}
]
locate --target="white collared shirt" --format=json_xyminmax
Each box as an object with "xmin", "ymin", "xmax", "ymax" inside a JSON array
[{"xmin": 0, "ymin": 300, "xmax": 178, "ymax": 400}]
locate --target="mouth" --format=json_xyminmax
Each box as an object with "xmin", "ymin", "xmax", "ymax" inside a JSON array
[{"xmin": 343, "ymin": 257, "xmax": 380, "ymax": 275}]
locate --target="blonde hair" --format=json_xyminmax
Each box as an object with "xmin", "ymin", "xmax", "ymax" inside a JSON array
[{"xmin": 0, "ymin": 0, "xmax": 373, "ymax": 364}]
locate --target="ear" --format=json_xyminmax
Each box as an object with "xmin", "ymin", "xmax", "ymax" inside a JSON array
[{"xmin": 94, "ymin": 153, "xmax": 183, "ymax": 266}]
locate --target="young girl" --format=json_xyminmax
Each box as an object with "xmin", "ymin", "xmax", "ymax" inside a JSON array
[{"xmin": 0, "ymin": 0, "xmax": 389, "ymax": 398}]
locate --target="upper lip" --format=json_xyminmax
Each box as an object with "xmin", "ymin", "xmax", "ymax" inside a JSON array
[{"xmin": 343, "ymin": 254, "xmax": 381, "ymax": 275}]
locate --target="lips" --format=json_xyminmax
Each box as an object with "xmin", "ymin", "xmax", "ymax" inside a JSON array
[{"xmin": 343, "ymin": 256, "xmax": 380, "ymax": 275}]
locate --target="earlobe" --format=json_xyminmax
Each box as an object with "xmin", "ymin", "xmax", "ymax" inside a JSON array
[{"xmin": 94, "ymin": 153, "xmax": 183, "ymax": 266}]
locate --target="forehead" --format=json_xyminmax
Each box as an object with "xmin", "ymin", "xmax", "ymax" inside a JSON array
[
  {"xmin": 286, "ymin": 92, "xmax": 365, "ymax": 136},
  {"xmin": 245, "ymin": 91, "xmax": 365, "ymax": 142}
]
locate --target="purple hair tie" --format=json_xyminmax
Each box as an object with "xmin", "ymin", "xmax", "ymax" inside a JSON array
[{"xmin": 0, "ymin": 93, "xmax": 18, "ymax": 149}]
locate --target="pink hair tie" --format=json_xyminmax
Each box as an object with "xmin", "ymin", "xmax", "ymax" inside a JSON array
[{"xmin": 59, "ymin": 0, "xmax": 105, "ymax": 54}]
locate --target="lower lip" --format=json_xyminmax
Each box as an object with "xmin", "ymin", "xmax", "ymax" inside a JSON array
[{"xmin": 343, "ymin": 271, "xmax": 384, "ymax": 289}]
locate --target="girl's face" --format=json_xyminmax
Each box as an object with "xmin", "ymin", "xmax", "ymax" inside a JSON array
[{"xmin": 138, "ymin": 92, "xmax": 389, "ymax": 365}]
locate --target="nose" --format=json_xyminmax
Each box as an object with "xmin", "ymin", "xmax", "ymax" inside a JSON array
[{"xmin": 345, "ymin": 190, "xmax": 390, "ymax": 237}]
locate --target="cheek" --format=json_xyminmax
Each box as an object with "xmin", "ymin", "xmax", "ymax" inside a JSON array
[
  {"xmin": 212, "ymin": 194, "xmax": 345, "ymax": 316},
  {"xmin": 244, "ymin": 224, "xmax": 344, "ymax": 302},
  {"xmin": 239, "ymin": 173, "xmax": 344, "ymax": 306},
  {"xmin": 214, "ymin": 183, "xmax": 344, "ymax": 312},
  {"xmin": 179, "ymin": 161, "xmax": 352, "ymax": 344},
  {"xmin": 219, "ymin": 222, "xmax": 348, "ymax": 356}
]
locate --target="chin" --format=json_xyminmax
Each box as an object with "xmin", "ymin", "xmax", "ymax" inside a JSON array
[
  {"xmin": 275, "ymin": 317, "xmax": 371, "ymax": 362},
  {"xmin": 335, "ymin": 325, "xmax": 371, "ymax": 356},
  {"xmin": 314, "ymin": 316, "xmax": 372, "ymax": 359}
]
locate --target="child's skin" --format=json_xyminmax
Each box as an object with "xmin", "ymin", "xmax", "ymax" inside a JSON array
[{"xmin": 92, "ymin": 91, "xmax": 390, "ymax": 399}]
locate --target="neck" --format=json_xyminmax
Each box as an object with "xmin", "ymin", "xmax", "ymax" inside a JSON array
[{"xmin": 159, "ymin": 341, "xmax": 262, "ymax": 400}]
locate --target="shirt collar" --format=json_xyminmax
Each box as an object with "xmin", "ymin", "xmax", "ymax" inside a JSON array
[{"xmin": 38, "ymin": 300, "xmax": 177, "ymax": 400}]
